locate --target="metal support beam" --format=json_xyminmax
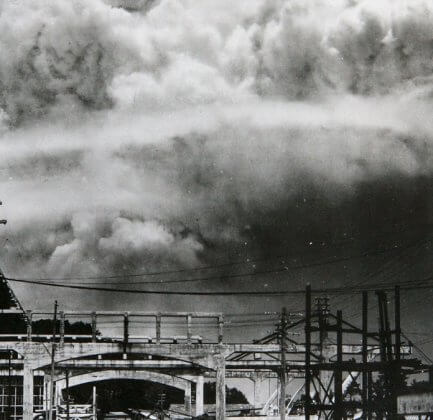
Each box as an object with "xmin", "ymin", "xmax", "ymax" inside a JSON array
[{"xmin": 367, "ymin": 371, "xmax": 373, "ymax": 420}]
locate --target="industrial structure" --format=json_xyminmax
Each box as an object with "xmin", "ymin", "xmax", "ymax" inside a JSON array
[{"xmin": 0, "ymin": 273, "xmax": 431, "ymax": 420}]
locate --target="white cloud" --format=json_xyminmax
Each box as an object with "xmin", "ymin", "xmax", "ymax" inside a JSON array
[{"xmin": 1, "ymin": 0, "xmax": 433, "ymax": 286}]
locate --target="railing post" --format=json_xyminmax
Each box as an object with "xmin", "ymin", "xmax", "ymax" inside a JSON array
[
  {"xmin": 123, "ymin": 312, "xmax": 129, "ymax": 354},
  {"xmin": 26, "ymin": 310, "xmax": 32, "ymax": 342},
  {"xmin": 218, "ymin": 315, "xmax": 224, "ymax": 344},
  {"xmin": 156, "ymin": 313, "xmax": 161, "ymax": 344},
  {"xmin": 59, "ymin": 311, "xmax": 65, "ymax": 346},
  {"xmin": 187, "ymin": 314, "xmax": 192, "ymax": 344},
  {"xmin": 91, "ymin": 312, "xmax": 97, "ymax": 343}
]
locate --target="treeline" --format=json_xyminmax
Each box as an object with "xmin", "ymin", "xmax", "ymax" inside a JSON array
[{"xmin": 0, "ymin": 315, "xmax": 96, "ymax": 335}]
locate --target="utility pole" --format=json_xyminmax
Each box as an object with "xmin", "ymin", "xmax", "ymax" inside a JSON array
[
  {"xmin": 278, "ymin": 307, "xmax": 288, "ymax": 420},
  {"xmin": 362, "ymin": 292, "xmax": 369, "ymax": 420},
  {"xmin": 65, "ymin": 369, "xmax": 70, "ymax": 420},
  {"xmin": 7, "ymin": 350, "xmax": 12, "ymax": 420},
  {"xmin": 156, "ymin": 392, "xmax": 166, "ymax": 420},
  {"xmin": 49, "ymin": 301, "xmax": 58, "ymax": 420},
  {"xmin": 392, "ymin": 286, "xmax": 401, "ymax": 417},
  {"xmin": 305, "ymin": 285, "xmax": 311, "ymax": 420},
  {"xmin": 334, "ymin": 310, "xmax": 343, "ymax": 420},
  {"xmin": 315, "ymin": 297, "xmax": 329, "ymax": 348},
  {"xmin": 92, "ymin": 386, "xmax": 97, "ymax": 420},
  {"xmin": 1, "ymin": 203, "xmax": 9, "ymax": 419}
]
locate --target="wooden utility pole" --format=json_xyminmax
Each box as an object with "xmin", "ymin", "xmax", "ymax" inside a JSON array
[
  {"xmin": 394, "ymin": 286, "xmax": 401, "ymax": 362},
  {"xmin": 362, "ymin": 292, "xmax": 369, "ymax": 420},
  {"xmin": 278, "ymin": 307, "xmax": 288, "ymax": 420},
  {"xmin": 305, "ymin": 285, "xmax": 311, "ymax": 420},
  {"xmin": 392, "ymin": 286, "xmax": 401, "ymax": 416},
  {"xmin": 65, "ymin": 369, "xmax": 70, "ymax": 420},
  {"xmin": 157, "ymin": 392, "xmax": 166, "ymax": 420},
  {"xmin": 48, "ymin": 301, "xmax": 58, "ymax": 420},
  {"xmin": 7, "ymin": 350, "xmax": 12, "ymax": 420},
  {"xmin": 92, "ymin": 386, "xmax": 97, "ymax": 420},
  {"xmin": 334, "ymin": 310, "xmax": 343, "ymax": 420}
]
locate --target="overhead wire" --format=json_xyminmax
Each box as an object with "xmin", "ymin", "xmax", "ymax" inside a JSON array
[
  {"xmin": 339, "ymin": 236, "xmax": 429, "ymax": 305},
  {"xmin": 8, "ymin": 272, "xmax": 433, "ymax": 295},
  {"xmin": 4, "ymin": 236, "xmax": 428, "ymax": 297},
  {"xmin": 402, "ymin": 332, "xmax": 433, "ymax": 365},
  {"xmin": 336, "ymin": 237, "xmax": 432, "ymax": 321},
  {"xmin": 7, "ymin": 227, "xmax": 431, "ymax": 285},
  {"xmin": 8, "ymin": 243, "xmax": 413, "ymax": 286},
  {"xmin": 0, "ymin": 232, "xmax": 372, "ymax": 282}
]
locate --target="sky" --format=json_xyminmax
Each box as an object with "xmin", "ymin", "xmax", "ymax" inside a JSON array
[{"xmin": 1, "ymin": 0, "xmax": 433, "ymax": 365}]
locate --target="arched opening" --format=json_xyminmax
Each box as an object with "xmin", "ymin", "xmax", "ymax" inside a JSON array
[{"xmin": 65, "ymin": 379, "xmax": 184, "ymax": 417}]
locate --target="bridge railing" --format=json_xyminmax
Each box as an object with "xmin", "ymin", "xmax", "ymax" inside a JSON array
[{"xmin": 20, "ymin": 310, "xmax": 224, "ymax": 345}]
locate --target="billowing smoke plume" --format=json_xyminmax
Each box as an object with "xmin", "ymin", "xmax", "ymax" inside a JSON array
[{"xmin": 1, "ymin": 0, "xmax": 433, "ymax": 308}]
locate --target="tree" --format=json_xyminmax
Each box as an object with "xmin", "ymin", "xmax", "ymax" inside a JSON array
[
  {"xmin": 0, "ymin": 315, "xmax": 99, "ymax": 335},
  {"xmin": 203, "ymin": 383, "xmax": 249, "ymax": 404},
  {"xmin": 68, "ymin": 380, "xmax": 184, "ymax": 415}
]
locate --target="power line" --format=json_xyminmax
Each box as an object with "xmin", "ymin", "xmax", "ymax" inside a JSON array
[
  {"xmin": 7, "ymin": 273, "xmax": 433, "ymax": 296},
  {"xmin": 331, "ymin": 237, "xmax": 432, "ymax": 321},
  {"xmin": 2, "ymin": 237, "xmax": 354, "ymax": 282},
  {"xmin": 5, "ymin": 277, "xmax": 294, "ymax": 296},
  {"xmin": 402, "ymin": 332, "xmax": 433, "ymax": 365},
  {"xmin": 7, "ymin": 239, "xmax": 421, "ymax": 286},
  {"xmin": 10, "ymin": 224, "xmax": 432, "ymax": 284}
]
